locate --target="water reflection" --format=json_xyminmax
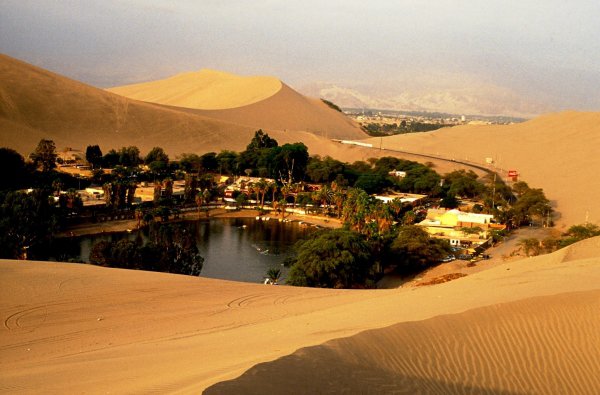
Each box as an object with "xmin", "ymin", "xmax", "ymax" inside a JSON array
[{"xmin": 50, "ymin": 218, "xmax": 314, "ymax": 284}]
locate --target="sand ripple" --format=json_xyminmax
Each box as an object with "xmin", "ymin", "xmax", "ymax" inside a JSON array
[{"xmin": 206, "ymin": 290, "xmax": 600, "ymax": 395}]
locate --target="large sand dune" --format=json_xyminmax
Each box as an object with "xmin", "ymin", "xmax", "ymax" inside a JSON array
[
  {"xmin": 108, "ymin": 68, "xmax": 364, "ymax": 140},
  {"xmin": 0, "ymin": 54, "xmax": 363, "ymax": 157},
  {"xmin": 107, "ymin": 69, "xmax": 283, "ymax": 110},
  {"xmin": 1, "ymin": 237, "xmax": 599, "ymax": 393},
  {"xmin": 365, "ymin": 112, "xmax": 600, "ymax": 227}
]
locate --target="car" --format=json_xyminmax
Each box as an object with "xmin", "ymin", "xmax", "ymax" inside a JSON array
[{"xmin": 441, "ymin": 255, "xmax": 456, "ymax": 263}]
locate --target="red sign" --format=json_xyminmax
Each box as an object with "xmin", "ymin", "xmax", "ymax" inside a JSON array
[{"xmin": 508, "ymin": 170, "xmax": 518, "ymax": 177}]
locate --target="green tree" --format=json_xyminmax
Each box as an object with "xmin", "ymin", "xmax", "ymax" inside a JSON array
[
  {"xmin": 144, "ymin": 147, "xmax": 169, "ymax": 165},
  {"xmin": 30, "ymin": 139, "xmax": 57, "ymax": 172},
  {"xmin": 199, "ymin": 152, "xmax": 218, "ymax": 172},
  {"xmin": 85, "ymin": 145, "xmax": 103, "ymax": 169},
  {"xmin": 118, "ymin": 146, "xmax": 141, "ymax": 167},
  {"xmin": 265, "ymin": 267, "xmax": 281, "ymax": 284},
  {"xmin": 560, "ymin": 223, "xmax": 600, "ymax": 247},
  {"xmin": 0, "ymin": 189, "xmax": 58, "ymax": 259},
  {"xmin": 287, "ymin": 229, "xmax": 374, "ymax": 288},
  {"xmin": 273, "ymin": 143, "xmax": 309, "ymax": 183},
  {"xmin": 216, "ymin": 150, "xmax": 239, "ymax": 175},
  {"xmin": 518, "ymin": 238, "xmax": 542, "ymax": 257},
  {"xmin": 390, "ymin": 226, "xmax": 451, "ymax": 273},
  {"xmin": 247, "ymin": 129, "xmax": 278, "ymax": 151},
  {"xmin": 102, "ymin": 149, "xmax": 120, "ymax": 168},
  {"xmin": 0, "ymin": 148, "xmax": 29, "ymax": 190}
]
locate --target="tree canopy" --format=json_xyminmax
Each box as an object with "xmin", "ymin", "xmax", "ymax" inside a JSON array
[
  {"xmin": 390, "ymin": 226, "xmax": 451, "ymax": 273},
  {"xmin": 286, "ymin": 229, "xmax": 374, "ymax": 288},
  {"xmin": 30, "ymin": 139, "xmax": 57, "ymax": 172}
]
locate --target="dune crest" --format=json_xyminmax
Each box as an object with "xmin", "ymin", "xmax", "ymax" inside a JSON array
[
  {"xmin": 0, "ymin": 54, "xmax": 366, "ymax": 156},
  {"xmin": 107, "ymin": 69, "xmax": 283, "ymax": 110}
]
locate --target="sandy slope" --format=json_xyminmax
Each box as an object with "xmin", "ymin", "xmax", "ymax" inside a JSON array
[
  {"xmin": 1, "ymin": 237, "xmax": 599, "ymax": 394},
  {"xmin": 364, "ymin": 112, "xmax": 600, "ymax": 227},
  {"xmin": 0, "ymin": 54, "xmax": 363, "ymax": 157},
  {"xmin": 107, "ymin": 69, "xmax": 283, "ymax": 110},
  {"xmin": 108, "ymin": 69, "xmax": 364, "ymax": 140}
]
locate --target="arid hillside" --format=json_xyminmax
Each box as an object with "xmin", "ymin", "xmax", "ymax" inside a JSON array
[
  {"xmin": 0, "ymin": 55, "xmax": 364, "ymax": 157},
  {"xmin": 365, "ymin": 112, "xmax": 600, "ymax": 227},
  {"xmin": 108, "ymin": 68, "xmax": 364, "ymax": 140}
]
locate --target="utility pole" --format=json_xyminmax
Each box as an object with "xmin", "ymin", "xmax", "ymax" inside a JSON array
[{"xmin": 491, "ymin": 173, "xmax": 496, "ymax": 211}]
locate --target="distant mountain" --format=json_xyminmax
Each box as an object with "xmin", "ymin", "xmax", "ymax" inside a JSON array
[{"xmin": 299, "ymin": 80, "xmax": 552, "ymax": 118}]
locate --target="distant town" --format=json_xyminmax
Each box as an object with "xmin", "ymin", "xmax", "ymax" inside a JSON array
[{"xmin": 344, "ymin": 107, "xmax": 526, "ymax": 136}]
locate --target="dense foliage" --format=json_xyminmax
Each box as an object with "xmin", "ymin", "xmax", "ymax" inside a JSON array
[
  {"xmin": 89, "ymin": 223, "xmax": 203, "ymax": 276},
  {"xmin": 390, "ymin": 226, "xmax": 451, "ymax": 272},
  {"xmin": 286, "ymin": 229, "xmax": 374, "ymax": 288},
  {"xmin": 0, "ymin": 189, "xmax": 58, "ymax": 259},
  {"xmin": 363, "ymin": 121, "xmax": 446, "ymax": 136}
]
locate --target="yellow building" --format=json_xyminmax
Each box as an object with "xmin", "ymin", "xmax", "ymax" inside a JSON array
[{"xmin": 418, "ymin": 209, "xmax": 505, "ymax": 247}]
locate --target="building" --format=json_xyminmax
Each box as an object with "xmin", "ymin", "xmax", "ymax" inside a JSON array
[
  {"xmin": 388, "ymin": 170, "xmax": 407, "ymax": 178},
  {"xmin": 374, "ymin": 193, "xmax": 426, "ymax": 205},
  {"xmin": 417, "ymin": 208, "xmax": 505, "ymax": 248}
]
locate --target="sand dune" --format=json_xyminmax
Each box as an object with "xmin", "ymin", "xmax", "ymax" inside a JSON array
[
  {"xmin": 365, "ymin": 112, "xmax": 600, "ymax": 227},
  {"xmin": 108, "ymin": 68, "xmax": 365, "ymax": 140},
  {"xmin": 1, "ymin": 237, "xmax": 599, "ymax": 393},
  {"xmin": 206, "ymin": 291, "xmax": 600, "ymax": 395},
  {"xmin": 107, "ymin": 69, "xmax": 283, "ymax": 110},
  {"xmin": 0, "ymin": 54, "xmax": 363, "ymax": 157}
]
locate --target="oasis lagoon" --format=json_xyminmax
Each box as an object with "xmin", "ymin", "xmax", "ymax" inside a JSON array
[{"xmin": 50, "ymin": 218, "xmax": 315, "ymax": 283}]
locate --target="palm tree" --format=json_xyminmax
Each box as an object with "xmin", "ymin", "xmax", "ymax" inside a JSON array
[
  {"xmin": 202, "ymin": 189, "xmax": 211, "ymax": 217},
  {"xmin": 291, "ymin": 182, "xmax": 303, "ymax": 209},
  {"xmin": 195, "ymin": 191, "xmax": 205, "ymax": 218},
  {"xmin": 265, "ymin": 267, "xmax": 281, "ymax": 285},
  {"xmin": 268, "ymin": 181, "xmax": 278, "ymax": 208},
  {"xmin": 277, "ymin": 199, "xmax": 288, "ymax": 219},
  {"xmin": 255, "ymin": 178, "xmax": 268, "ymax": 208},
  {"xmin": 388, "ymin": 198, "xmax": 403, "ymax": 220},
  {"xmin": 135, "ymin": 206, "xmax": 144, "ymax": 228}
]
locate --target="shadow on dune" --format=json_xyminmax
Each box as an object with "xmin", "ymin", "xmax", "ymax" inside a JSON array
[
  {"xmin": 204, "ymin": 290, "xmax": 600, "ymax": 395},
  {"xmin": 204, "ymin": 355, "xmax": 525, "ymax": 395}
]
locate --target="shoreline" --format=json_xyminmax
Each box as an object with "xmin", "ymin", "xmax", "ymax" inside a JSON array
[{"xmin": 57, "ymin": 207, "xmax": 342, "ymax": 237}]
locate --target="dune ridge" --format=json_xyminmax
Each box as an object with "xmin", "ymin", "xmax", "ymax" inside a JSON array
[
  {"xmin": 0, "ymin": 54, "xmax": 364, "ymax": 157},
  {"xmin": 365, "ymin": 111, "xmax": 600, "ymax": 226},
  {"xmin": 1, "ymin": 236, "xmax": 599, "ymax": 393},
  {"xmin": 108, "ymin": 68, "xmax": 365, "ymax": 140},
  {"xmin": 206, "ymin": 290, "xmax": 600, "ymax": 395},
  {"xmin": 107, "ymin": 69, "xmax": 283, "ymax": 110}
]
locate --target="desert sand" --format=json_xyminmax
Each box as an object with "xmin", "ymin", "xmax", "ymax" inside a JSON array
[
  {"xmin": 107, "ymin": 69, "xmax": 283, "ymax": 110},
  {"xmin": 107, "ymin": 67, "xmax": 364, "ymax": 140},
  {"xmin": 1, "ymin": 237, "xmax": 599, "ymax": 394},
  {"xmin": 365, "ymin": 112, "xmax": 600, "ymax": 227}
]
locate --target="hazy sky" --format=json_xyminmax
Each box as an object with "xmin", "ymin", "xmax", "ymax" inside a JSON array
[{"xmin": 2, "ymin": 0, "xmax": 599, "ymax": 113}]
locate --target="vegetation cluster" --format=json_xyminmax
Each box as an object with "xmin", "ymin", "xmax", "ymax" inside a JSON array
[
  {"xmin": 1, "ymin": 131, "xmax": 589, "ymax": 288},
  {"xmin": 362, "ymin": 121, "xmax": 446, "ymax": 136}
]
